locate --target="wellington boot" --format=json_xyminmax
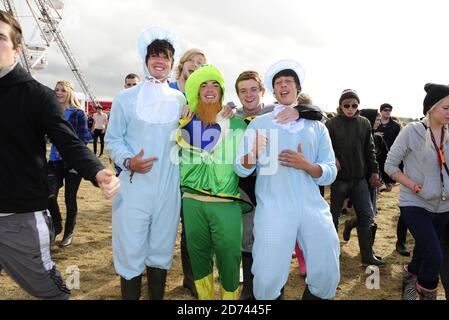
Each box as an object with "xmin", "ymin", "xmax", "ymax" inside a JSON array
[
  {"xmin": 120, "ymin": 275, "xmax": 142, "ymax": 300},
  {"xmin": 147, "ymin": 267, "xmax": 167, "ymax": 300},
  {"xmin": 356, "ymin": 226, "xmax": 384, "ymax": 266},
  {"xmin": 239, "ymin": 252, "xmax": 255, "ymax": 300},
  {"xmin": 343, "ymin": 217, "xmax": 357, "ymax": 241}
]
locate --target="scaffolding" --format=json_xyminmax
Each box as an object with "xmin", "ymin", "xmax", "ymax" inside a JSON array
[{"xmin": 1, "ymin": 0, "xmax": 99, "ymax": 107}]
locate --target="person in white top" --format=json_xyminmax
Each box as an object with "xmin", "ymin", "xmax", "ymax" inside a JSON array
[{"xmin": 92, "ymin": 105, "xmax": 108, "ymax": 156}]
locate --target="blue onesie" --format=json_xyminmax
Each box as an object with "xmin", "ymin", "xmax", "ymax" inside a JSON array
[{"xmin": 235, "ymin": 106, "xmax": 340, "ymax": 299}]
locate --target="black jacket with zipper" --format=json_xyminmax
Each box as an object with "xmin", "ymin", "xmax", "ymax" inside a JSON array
[
  {"xmin": 0, "ymin": 64, "xmax": 104, "ymax": 213},
  {"xmin": 325, "ymin": 113, "xmax": 379, "ymax": 181}
]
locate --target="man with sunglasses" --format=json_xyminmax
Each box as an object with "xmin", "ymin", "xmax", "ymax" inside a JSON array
[{"xmin": 326, "ymin": 89, "xmax": 383, "ymax": 266}]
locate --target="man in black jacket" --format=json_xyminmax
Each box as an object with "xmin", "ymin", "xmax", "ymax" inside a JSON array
[
  {"xmin": 0, "ymin": 10, "xmax": 119, "ymax": 300},
  {"xmin": 326, "ymin": 89, "xmax": 383, "ymax": 266}
]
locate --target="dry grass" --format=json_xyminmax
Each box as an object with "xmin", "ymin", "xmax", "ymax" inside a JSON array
[{"xmin": 0, "ymin": 153, "xmax": 446, "ymax": 300}]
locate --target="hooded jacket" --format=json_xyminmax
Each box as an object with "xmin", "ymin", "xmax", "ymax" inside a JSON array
[
  {"xmin": 0, "ymin": 64, "xmax": 103, "ymax": 213},
  {"xmin": 385, "ymin": 121, "xmax": 449, "ymax": 212},
  {"xmin": 325, "ymin": 113, "xmax": 379, "ymax": 180}
]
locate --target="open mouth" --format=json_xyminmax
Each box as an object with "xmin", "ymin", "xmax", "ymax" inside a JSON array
[{"xmin": 153, "ymin": 65, "xmax": 165, "ymax": 71}]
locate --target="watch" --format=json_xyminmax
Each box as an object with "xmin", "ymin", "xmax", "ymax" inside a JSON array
[{"xmin": 123, "ymin": 158, "xmax": 131, "ymax": 171}]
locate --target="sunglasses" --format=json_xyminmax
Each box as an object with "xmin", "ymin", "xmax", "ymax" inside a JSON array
[
  {"xmin": 343, "ymin": 104, "xmax": 359, "ymax": 109},
  {"xmin": 382, "ymin": 109, "xmax": 392, "ymax": 112}
]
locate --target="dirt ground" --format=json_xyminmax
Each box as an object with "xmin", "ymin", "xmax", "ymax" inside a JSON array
[{"xmin": 0, "ymin": 153, "xmax": 446, "ymax": 300}]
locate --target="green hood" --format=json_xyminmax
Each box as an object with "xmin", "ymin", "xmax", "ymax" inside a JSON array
[{"xmin": 185, "ymin": 64, "xmax": 225, "ymax": 113}]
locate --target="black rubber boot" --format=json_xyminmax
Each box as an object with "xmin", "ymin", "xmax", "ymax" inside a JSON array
[
  {"xmin": 302, "ymin": 285, "xmax": 324, "ymax": 300},
  {"xmin": 120, "ymin": 275, "xmax": 142, "ymax": 300},
  {"xmin": 371, "ymin": 223, "xmax": 382, "ymax": 260},
  {"xmin": 180, "ymin": 221, "xmax": 197, "ymax": 298},
  {"xmin": 356, "ymin": 226, "xmax": 384, "ymax": 266},
  {"xmin": 147, "ymin": 266, "xmax": 167, "ymax": 300},
  {"xmin": 239, "ymin": 252, "xmax": 255, "ymax": 300},
  {"xmin": 396, "ymin": 243, "xmax": 410, "ymax": 257},
  {"xmin": 396, "ymin": 215, "xmax": 410, "ymax": 256},
  {"xmin": 343, "ymin": 217, "xmax": 357, "ymax": 241}
]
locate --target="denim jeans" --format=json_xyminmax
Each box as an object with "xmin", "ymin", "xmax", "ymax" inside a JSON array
[
  {"xmin": 400, "ymin": 206, "xmax": 449, "ymax": 290},
  {"xmin": 368, "ymin": 183, "xmax": 377, "ymax": 216},
  {"xmin": 330, "ymin": 178, "xmax": 374, "ymax": 227}
]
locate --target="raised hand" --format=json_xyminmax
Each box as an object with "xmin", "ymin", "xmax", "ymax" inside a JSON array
[
  {"xmin": 279, "ymin": 143, "xmax": 308, "ymax": 169},
  {"xmin": 181, "ymin": 105, "xmax": 194, "ymax": 119},
  {"xmin": 251, "ymin": 129, "xmax": 268, "ymax": 159},
  {"xmin": 130, "ymin": 149, "xmax": 158, "ymax": 174},
  {"xmin": 221, "ymin": 104, "xmax": 234, "ymax": 119}
]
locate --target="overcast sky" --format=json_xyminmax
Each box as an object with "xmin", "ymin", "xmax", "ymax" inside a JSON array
[{"xmin": 8, "ymin": 0, "xmax": 449, "ymax": 118}]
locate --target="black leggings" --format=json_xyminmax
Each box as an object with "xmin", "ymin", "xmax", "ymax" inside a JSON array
[
  {"xmin": 400, "ymin": 206, "xmax": 449, "ymax": 290},
  {"xmin": 47, "ymin": 161, "xmax": 82, "ymax": 235},
  {"xmin": 440, "ymin": 224, "xmax": 449, "ymax": 299}
]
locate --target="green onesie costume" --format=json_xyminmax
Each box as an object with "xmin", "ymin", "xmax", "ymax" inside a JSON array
[{"xmin": 178, "ymin": 65, "xmax": 250, "ymax": 299}]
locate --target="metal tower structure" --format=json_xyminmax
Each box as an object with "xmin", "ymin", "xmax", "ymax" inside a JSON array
[{"xmin": 1, "ymin": 0, "xmax": 99, "ymax": 107}]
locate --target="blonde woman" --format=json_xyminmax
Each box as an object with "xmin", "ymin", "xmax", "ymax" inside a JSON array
[
  {"xmin": 385, "ymin": 83, "xmax": 449, "ymax": 300},
  {"xmin": 48, "ymin": 80, "xmax": 91, "ymax": 248},
  {"xmin": 169, "ymin": 48, "xmax": 206, "ymax": 93}
]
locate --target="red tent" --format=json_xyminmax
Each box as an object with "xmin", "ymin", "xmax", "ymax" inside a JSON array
[{"xmin": 85, "ymin": 100, "xmax": 112, "ymax": 115}]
